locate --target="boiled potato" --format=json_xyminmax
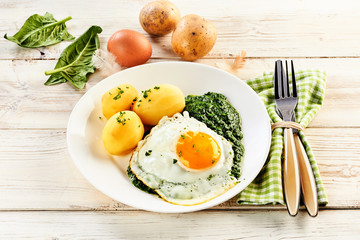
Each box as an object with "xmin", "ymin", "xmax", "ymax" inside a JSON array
[
  {"xmin": 133, "ymin": 84, "xmax": 185, "ymax": 125},
  {"xmin": 171, "ymin": 14, "xmax": 217, "ymax": 61},
  {"xmin": 139, "ymin": 0, "xmax": 181, "ymax": 36},
  {"xmin": 102, "ymin": 111, "xmax": 144, "ymax": 155},
  {"xmin": 101, "ymin": 83, "xmax": 138, "ymax": 119}
]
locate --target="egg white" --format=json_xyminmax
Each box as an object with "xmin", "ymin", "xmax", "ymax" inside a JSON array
[{"xmin": 129, "ymin": 111, "xmax": 237, "ymax": 205}]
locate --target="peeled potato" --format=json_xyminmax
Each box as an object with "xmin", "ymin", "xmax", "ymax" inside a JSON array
[
  {"xmin": 102, "ymin": 111, "xmax": 144, "ymax": 155},
  {"xmin": 133, "ymin": 84, "xmax": 185, "ymax": 125},
  {"xmin": 139, "ymin": 0, "xmax": 181, "ymax": 36},
  {"xmin": 101, "ymin": 84, "xmax": 138, "ymax": 119},
  {"xmin": 171, "ymin": 14, "xmax": 217, "ymax": 61}
]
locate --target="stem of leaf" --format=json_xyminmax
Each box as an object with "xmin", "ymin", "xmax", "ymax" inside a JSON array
[
  {"xmin": 59, "ymin": 16, "xmax": 72, "ymax": 24},
  {"xmin": 40, "ymin": 16, "xmax": 72, "ymax": 40},
  {"xmin": 45, "ymin": 66, "xmax": 68, "ymax": 75}
]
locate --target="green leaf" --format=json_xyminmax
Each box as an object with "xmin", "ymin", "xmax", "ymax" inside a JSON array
[
  {"xmin": 4, "ymin": 12, "xmax": 74, "ymax": 48},
  {"xmin": 44, "ymin": 25, "xmax": 102, "ymax": 89}
]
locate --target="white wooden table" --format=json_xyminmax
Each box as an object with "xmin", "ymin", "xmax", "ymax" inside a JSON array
[{"xmin": 1, "ymin": 0, "xmax": 359, "ymax": 239}]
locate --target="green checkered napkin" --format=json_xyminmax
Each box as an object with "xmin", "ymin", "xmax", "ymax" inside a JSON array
[{"xmin": 237, "ymin": 70, "xmax": 328, "ymax": 205}]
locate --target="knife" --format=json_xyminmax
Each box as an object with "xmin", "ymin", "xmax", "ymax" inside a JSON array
[{"xmin": 291, "ymin": 112, "xmax": 319, "ymax": 217}]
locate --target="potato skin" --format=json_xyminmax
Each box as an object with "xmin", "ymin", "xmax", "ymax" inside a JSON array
[
  {"xmin": 101, "ymin": 84, "xmax": 138, "ymax": 120},
  {"xmin": 133, "ymin": 84, "xmax": 185, "ymax": 126},
  {"xmin": 139, "ymin": 0, "xmax": 181, "ymax": 36},
  {"xmin": 171, "ymin": 14, "xmax": 217, "ymax": 61},
  {"xmin": 102, "ymin": 111, "xmax": 144, "ymax": 155}
]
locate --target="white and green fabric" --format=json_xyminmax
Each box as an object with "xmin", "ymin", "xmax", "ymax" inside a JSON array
[{"xmin": 237, "ymin": 70, "xmax": 328, "ymax": 205}]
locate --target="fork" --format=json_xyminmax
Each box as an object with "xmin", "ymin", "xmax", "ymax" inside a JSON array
[{"xmin": 274, "ymin": 60, "xmax": 301, "ymax": 216}]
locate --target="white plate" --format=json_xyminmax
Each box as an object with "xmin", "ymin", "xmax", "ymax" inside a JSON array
[{"xmin": 67, "ymin": 62, "xmax": 271, "ymax": 213}]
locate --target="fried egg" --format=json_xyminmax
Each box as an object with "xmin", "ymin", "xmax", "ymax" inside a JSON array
[{"xmin": 129, "ymin": 111, "xmax": 236, "ymax": 205}]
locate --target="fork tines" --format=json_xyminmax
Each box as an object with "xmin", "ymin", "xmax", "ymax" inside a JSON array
[{"xmin": 274, "ymin": 60, "xmax": 297, "ymax": 99}]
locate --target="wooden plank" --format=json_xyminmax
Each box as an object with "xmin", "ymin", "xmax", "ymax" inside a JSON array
[
  {"xmin": 1, "ymin": 0, "xmax": 360, "ymax": 59},
  {"xmin": 0, "ymin": 128, "xmax": 358, "ymax": 210},
  {"xmin": 1, "ymin": 58, "xmax": 359, "ymax": 129},
  {"xmin": 0, "ymin": 210, "xmax": 359, "ymax": 239},
  {"xmin": 1, "ymin": 1, "xmax": 358, "ymax": 238}
]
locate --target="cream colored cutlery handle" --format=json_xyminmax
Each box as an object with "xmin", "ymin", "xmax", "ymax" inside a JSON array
[
  {"xmin": 294, "ymin": 134, "xmax": 319, "ymax": 217},
  {"xmin": 283, "ymin": 128, "xmax": 301, "ymax": 216}
]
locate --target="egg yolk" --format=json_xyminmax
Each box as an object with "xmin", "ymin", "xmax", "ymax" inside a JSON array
[{"xmin": 176, "ymin": 131, "xmax": 221, "ymax": 170}]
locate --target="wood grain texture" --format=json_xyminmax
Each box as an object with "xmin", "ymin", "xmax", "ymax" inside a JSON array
[
  {"xmin": 1, "ymin": 0, "xmax": 360, "ymax": 59},
  {"xmin": 0, "ymin": 210, "xmax": 359, "ymax": 240},
  {"xmin": 1, "ymin": 58, "xmax": 360, "ymax": 129},
  {"xmin": 0, "ymin": 128, "xmax": 358, "ymax": 210},
  {"xmin": 0, "ymin": 0, "xmax": 359, "ymax": 238}
]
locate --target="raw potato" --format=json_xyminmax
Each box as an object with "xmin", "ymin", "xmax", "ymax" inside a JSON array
[
  {"xmin": 133, "ymin": 84, "xmax": 185, "ymax": 126},
  {"xmin": 171, "ymin": 14, "xmax": 217, "ymax": 61},
  {"xmin": 101, "ymin": 84, "xmax": 138, "ymax": 119},
  {"xmin": 139, "ymin": 0, "xmax": 181, "ymax": 36},
  {"xmin": 102, "ymin": 111, "xmax": 144, "ymax": 155}
]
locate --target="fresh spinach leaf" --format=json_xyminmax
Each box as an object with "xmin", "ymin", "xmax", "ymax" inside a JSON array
[
  {"xmin": 4, "ymin": 12, "xmax": 74, "ymax": 48},
  {"xmin": 44, "ymin": 25, "xmax": 102, "ymax": 89}
]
